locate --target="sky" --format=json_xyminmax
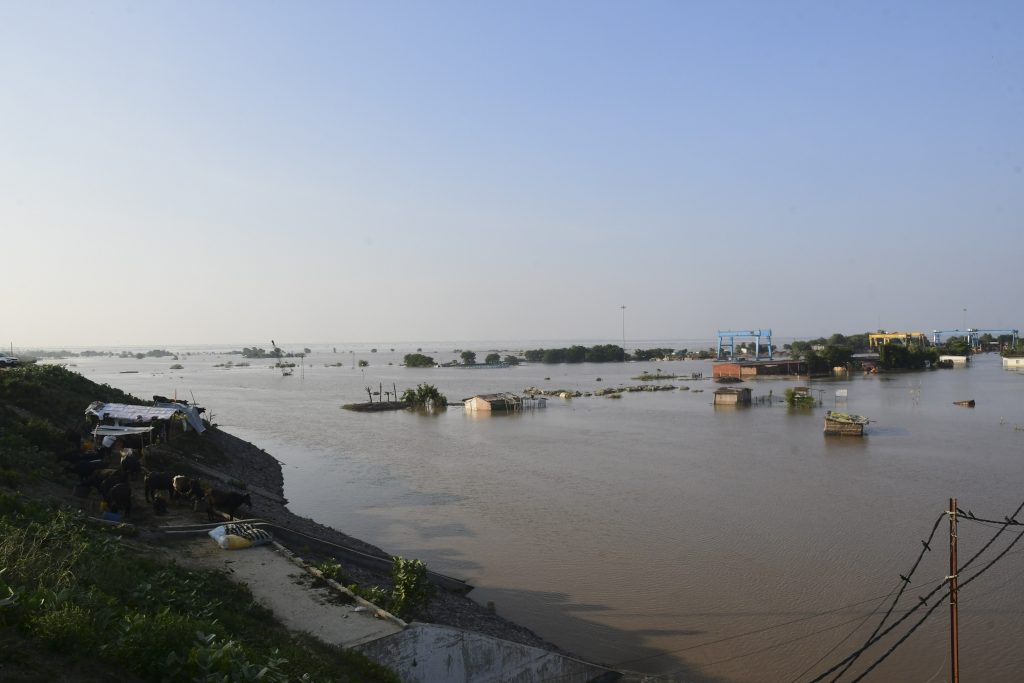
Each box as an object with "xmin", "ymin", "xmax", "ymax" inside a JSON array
[{"xmin": 2, "ymin": 1, "xmax": 1022, "ymax": 348}]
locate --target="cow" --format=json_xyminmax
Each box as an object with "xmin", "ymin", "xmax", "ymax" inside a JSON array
[
  {"xmin": 143, "ymin": 472, "xmax": 175, "ymax": 502},
  {"xmin": 66, "ymin": 459, "xmax": 106, "ymax": 481},
  {"xmin": 104, "ymin": 482, "xmax": 132, "ymax": 517},
  {"xmin": 172, "ymin": 475, "xmax": 205, "ymax": 508},
  {"xmin": 120, "ymin": 451, "xmax": 142, "ymax": 480},
  {"xmin": 205, "ymin": 490, "xmax": 252, "ymax": 521}
]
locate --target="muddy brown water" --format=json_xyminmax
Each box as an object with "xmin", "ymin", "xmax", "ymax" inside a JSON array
[{"xmin": 68, "ymin": 348, "xmax": 1024, "ymax": 682}]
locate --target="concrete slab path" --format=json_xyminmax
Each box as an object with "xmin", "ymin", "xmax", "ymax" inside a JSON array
[{"xmin": 182, "ymin": 539, "xmax": 403, "ymax": 648}]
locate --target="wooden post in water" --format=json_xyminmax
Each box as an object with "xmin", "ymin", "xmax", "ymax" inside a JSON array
[{"xmin": 949, "ymin": 497, "xmax": 959, "ymax": 683}]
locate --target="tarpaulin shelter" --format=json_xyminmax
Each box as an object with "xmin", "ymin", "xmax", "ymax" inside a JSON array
[{"xmin": 85, "ymin": 401, "xmax": 206, "ymax": 434}]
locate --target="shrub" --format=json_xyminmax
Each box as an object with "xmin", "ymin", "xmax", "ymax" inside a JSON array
[{"xmin": 400, "ymin": 383, "xmax": 447, "ymax": 408}]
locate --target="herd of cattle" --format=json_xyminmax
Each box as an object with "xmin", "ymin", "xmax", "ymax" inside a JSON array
[{"xmin": 61, "ymin": 447, "xmax": 252, "ymax": 521}]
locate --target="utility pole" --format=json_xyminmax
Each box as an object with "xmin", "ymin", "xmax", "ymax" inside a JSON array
[
  {"xmin": 949, "ymin": 497, "xmax": 959, "ymax": 683},
  {"xmin": 621, "ymin": 305, "xmax": 626, "ymax": 360}
]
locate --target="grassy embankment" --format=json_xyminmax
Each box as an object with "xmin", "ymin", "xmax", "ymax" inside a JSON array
[{"xmin": 0, "ymin": 364, "xmax": 398, "ymax": 683}]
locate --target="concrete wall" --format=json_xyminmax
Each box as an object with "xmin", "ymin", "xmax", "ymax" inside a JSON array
[
  {"xmin": 464, "ymin": 396, "xmax": 492, "ymax": 411},
  {"xmin": 1003, "ymin": 357, "xmax": 1024, "ymax": 369},
  {"xmin": 358, "ymin": 623, "xmax": 620, "ymax": 683}
]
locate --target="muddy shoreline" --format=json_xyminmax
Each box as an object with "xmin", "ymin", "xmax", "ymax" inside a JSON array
[{"xmin": 193, "ymin": 426, "xmax": 574, "ymax": 655}]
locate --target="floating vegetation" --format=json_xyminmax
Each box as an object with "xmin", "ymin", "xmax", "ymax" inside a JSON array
[
  {"xmin": 169, "ymin": 364, "xmax": 184, "ymax": 370},
  {"xmin": 633, "ymin": 372, "xmax": 683, "ymax": 381},
  {"xmin": 785, "ymin": 387, "xmax": 816, "ymax": 407}
]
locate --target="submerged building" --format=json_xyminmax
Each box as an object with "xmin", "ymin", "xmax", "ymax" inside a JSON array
[{"xmin": 712, "ymin": 359, "xmax": 809, "ymax": 379}]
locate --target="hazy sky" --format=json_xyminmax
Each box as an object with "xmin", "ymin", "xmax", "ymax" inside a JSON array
[{"xmin": 2, "ymin": 2, "xmax": 1022, "ymax": 347}]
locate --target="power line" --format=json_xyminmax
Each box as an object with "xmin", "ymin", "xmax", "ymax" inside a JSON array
[
  {"xmin": 827, "ymin": 513, "xmax": 945, "ymax": 681},
  {"xmin": 701, "ymin": 614, "xmax": 871, "ymax": 669},
  {"xmin": 956, "ymin": 507, "xmax": 1021, "ymax": 526},
  {"xmin": 786, "ymin": 587, "xmax": 899, "ymax": 683},
  {"xmin": 847, "ymin": 523, "xmax": 1024, "ymax": 682},
  {"xmin": 807, "ymin": 499, "xmax": 1024, "ymax": 683},
  {"xmin": 542, "ymin": 501, "xmax": 1024, "ymax": 683},
  {"xmin": 611, "ymin": 580, "xmax": 942, "ymax": 671},
  {"xmin": 535, "ymin": 582, "xmax": 945, "ymax": 683}
]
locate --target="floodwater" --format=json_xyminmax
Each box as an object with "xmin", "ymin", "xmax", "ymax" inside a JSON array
[{"xmin": 64, "ymin": 345, "xmax": 1024, "ymax": 682}]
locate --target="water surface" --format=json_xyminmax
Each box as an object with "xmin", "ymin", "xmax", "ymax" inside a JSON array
[{"xmin": 67, "ymin": 347, "xmax": 1024, "ymax": 682}]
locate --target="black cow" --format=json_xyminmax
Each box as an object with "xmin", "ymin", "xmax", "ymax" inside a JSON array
[
  {"xmin": 66, "ymin": 459, "xmax": 106, "ymax": 480},
  {"xmin": 144, "ymin": 472, "xmax": 175, "ymax": 502},
  {"xmin": 205, "ymin": 490, "xmax": 252, "ymax": 521},
  {"xmin": 105, "ymin": 482, "xmax": 132, "ymax": 517}
]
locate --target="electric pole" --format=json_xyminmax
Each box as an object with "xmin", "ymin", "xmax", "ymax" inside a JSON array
[
  {"xmin": 949, "ymin": 497, "xmax": 959, "ymax": 683},
  {"xmin": 621, "ymin": 305, "xmax": 626, "ymax": 360}
]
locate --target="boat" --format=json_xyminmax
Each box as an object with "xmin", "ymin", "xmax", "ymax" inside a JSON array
[
  {"xmin": 824, "ymin": 410, "xmax": 869, "ymax": 436},
  {"xmin": 953, "ymin": 400, "xmax": 975, "ymax": 407}
]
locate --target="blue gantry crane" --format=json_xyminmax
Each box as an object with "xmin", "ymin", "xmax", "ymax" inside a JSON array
[
  {"xmin": 968, "ymin": 328, "xmax": 1019, "ymax": 349},
  {"xmin": 931, "ymin": 329, "xmax": 967, "ymax": 345},
  {"xmin": 717, "ymin": 329, "xmax": 773, "ymax": 360}
]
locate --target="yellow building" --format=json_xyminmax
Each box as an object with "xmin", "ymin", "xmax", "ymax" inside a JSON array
[{"xmin": 868, "ymin": 332, "xmax": 927, "ymax": 348}]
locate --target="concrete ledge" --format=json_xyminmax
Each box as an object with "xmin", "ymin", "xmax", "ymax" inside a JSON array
[{"xmin": 357, "ymin": 622, "xmax": 621, "ymax": 683}]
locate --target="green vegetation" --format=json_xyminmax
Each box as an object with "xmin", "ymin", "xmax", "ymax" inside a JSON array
[
  {"xmin": 400, "ymin": 383, "xmax": 448, "ymax": 408},
  {"xmin": 484, "ymin": 353, "xmax": 501, "ymax": 365},
  {"xmin": 1002, "ymin": 339, "xmax": 1024, "ymax": 357},
  {"xmin": 878, "ymin": 343, "xmax": 939, "ymax": 370},
  {"xmin": 403, "ymin": 353, "xmax": 436, "ymax": 368},
  {"xmin": 503, "ymin": 355, "xmax": 521, "ymax": 366},
  {"xmin": 240, "ymin": 346, "xmax": 280, "ymax": 359},
  {"xmin": 0, "ymin": 364, "xmax": 135, "ymax": 435},
  {"xmin": 0, "ymin": 501, "xmax": 396, "ymax": 682},
  {"xmin": 801, "ymin": 346, "xmax": 853, "ymax": 374},
  {"xmin": 0, "ymin": 365, "xmax": 397, "ymax": 683},
  {"xmin": 169, "ymin": 363, "xmax": 184, "ymax": 370},
  {"xmin": 787, "ymin": 333, "xmax": 871, "ymax": 355},
  {"xmin": 942, "ymin": 336, "xmax": 972, "ymax": 357},
  {"xmin": 630, "ymin": 348, "xmax": 682, "ymax": 361},
  {"xmin": 318, "ymin": 557, "xmax": 434, "ymax": 621},
  {"xmin": 633, "ymin": 372, "xmax": 683, "ymax": 381},
  {"xmin": 460, "ymin": 350, "xmax": 477, "ymax": 365},
  {"xmin": 784, "ymin": 388, "xmax": 815, "ymax": 407},
  {"xmin": 523, "ymin": 344, "xmax": 625, "ymax": 364},
  {"xmin": 357, "ymin": 359, "xmax": 369, "ymax": 368}
]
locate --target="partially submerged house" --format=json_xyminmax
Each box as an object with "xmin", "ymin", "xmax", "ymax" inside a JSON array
[
  {"xmin": 713, "ymin": 359, "xmax": 809, "ymax": 379},
  {"xmin": 463, "ymin": 393, "xmax": 523, "ymax": 412},
  {"xmin": 713, "ymin": 387, "xmax": 752, "ymax": 406}
]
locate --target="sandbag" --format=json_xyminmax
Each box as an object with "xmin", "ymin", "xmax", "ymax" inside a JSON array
[
  {"xmin": 217, "ymin": 534, "xmax": 253, "ymax": 550},
  {"xmin": 208, "ymin": 523, "xmax": 273, "ymax": 550}
]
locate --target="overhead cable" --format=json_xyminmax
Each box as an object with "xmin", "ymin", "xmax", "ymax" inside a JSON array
[
  {"xmin": 827, "ymin": 513, "xmax": 945, "ymax": 681},
  {"xmin": 847, "ymin": 523, "xmax": 1024, "ymax": 682},
  {"xmin": 808, "ymin": 499, "xmax": 1024, "ymax": 683}
]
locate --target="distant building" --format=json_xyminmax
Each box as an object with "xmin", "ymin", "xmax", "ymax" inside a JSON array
[
  {"xmin": 463, "ymin": 393, "xmax": 522, "ymax": 412},
  {"xmin": 713, "ymin": 359, "xmax": 809, "ymax": 379},
  {"xmin": 868, "ymin": 332, "xmax": 927, "ymax": 348},
  {"xmin": 713, "ymin": 387, "xmax": 752, "ymax": 405}
]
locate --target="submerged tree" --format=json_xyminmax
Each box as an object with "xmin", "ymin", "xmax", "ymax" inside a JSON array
[
  {"xmin": 404, "ymin": 353, "xmax": 436, "ymax": 368},
  {"xmin": 401, "ymin": 383, "xmax": 448, "ymax": 408}
]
